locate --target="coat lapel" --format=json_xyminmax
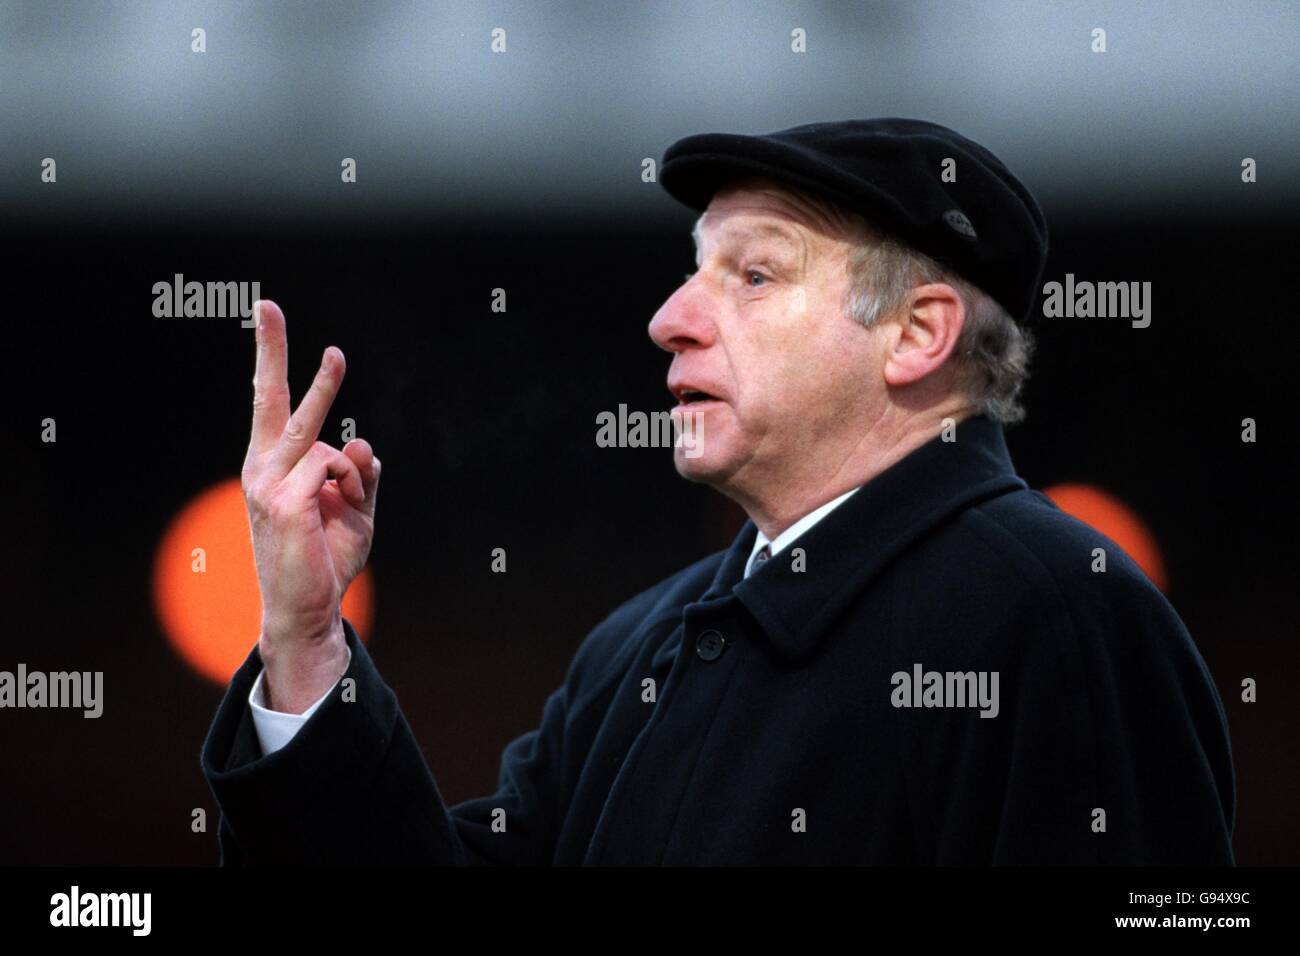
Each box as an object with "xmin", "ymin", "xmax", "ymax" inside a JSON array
[{"xmin": 734, "ymin": 415, "xmax": 1027, "ymax": 662}]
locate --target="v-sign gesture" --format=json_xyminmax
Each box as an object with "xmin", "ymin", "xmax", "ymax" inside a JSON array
[{"xmin": 240, "ymin": 300, "xmax": 381, "ymax": 713}]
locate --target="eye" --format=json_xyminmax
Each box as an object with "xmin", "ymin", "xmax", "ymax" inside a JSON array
[{"xmin": 746, "ymin": 269, "xmax": 770, "ymax": 287}]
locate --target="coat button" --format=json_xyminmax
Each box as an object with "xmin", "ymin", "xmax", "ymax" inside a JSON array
[{"xmin": 695, "ymin": 629, "xmax": 726, "ymax": 661}]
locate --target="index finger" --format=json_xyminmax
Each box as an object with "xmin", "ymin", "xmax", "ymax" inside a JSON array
[{"xmin": 250, "ymin": 300, "xmax": 290, "ymax": 455}]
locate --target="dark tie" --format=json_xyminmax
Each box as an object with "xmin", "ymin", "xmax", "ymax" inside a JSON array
[{"xmin": 748, "ymin": 544, "xmax": 771, "ymax": 577}]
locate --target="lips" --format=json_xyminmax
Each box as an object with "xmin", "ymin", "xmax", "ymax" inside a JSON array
[{"xmin": 668, "ymin": 379, "xmax": 725, "ymax": 406}]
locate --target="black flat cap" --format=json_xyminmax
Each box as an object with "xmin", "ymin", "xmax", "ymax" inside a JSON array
[{"xmin": 659, "ymin": 118, "xmax": 1048, "ymax": 324}]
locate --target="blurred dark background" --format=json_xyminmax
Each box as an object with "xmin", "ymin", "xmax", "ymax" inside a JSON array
[{"xmin": 1, "ymin": 0, "xmax": 1296, "ymax": 865}]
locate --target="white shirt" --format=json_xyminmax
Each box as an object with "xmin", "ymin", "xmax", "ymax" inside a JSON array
[
  {"xmin": 248, "ymin": 646, "xmax": 351, "ymax": 756},
  {"xmin": 745, "ymin": 487, "xmax": 859, "ymax": 578},
  {"xmin": 251, "ymin": 488, "xmax": 860, "ymax": 756}
]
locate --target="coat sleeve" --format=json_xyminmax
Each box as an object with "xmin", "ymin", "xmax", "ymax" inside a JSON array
[{"xmin": 200, "ymin": 618, "xmax": 570, "ymax": 865}]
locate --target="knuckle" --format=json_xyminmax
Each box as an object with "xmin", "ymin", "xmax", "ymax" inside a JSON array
[
  {"xmin": 282, "ymin": 416, "xmax": 309, "ymax": 443},
  {"xmin": 252, "ymin": 376, "xmax": 287, "ymax": 395},
  {"xmin": 251, "ymin": 381, "xmax": 288, "ymax": 407},
  {"xmin": 243, "ymin": 479, "xmax": 271, "ymax": 512}
]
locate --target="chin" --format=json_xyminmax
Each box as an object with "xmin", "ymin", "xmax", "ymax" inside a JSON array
[
  {"xmin": 672, "ymin": 447, "xmax": 729, "ymax": 485},
  {"xmin": 669, "ymin": 409, "xmax": 740, "ymax": 484}
]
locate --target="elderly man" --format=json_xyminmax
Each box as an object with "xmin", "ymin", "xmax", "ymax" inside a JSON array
[{"xmin": 202, "ymin": 118, "xmax": 1235, "ymax": 865}]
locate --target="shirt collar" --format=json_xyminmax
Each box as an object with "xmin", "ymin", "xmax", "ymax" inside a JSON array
[
  {"xmin": 722, "ymin": 414, "xmax": 1027, "ymax": 662},
  {"xmin": 746, "ymin": 487, "xmax": 859, "ymax": 578}
]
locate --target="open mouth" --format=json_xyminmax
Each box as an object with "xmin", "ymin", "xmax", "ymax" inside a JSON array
[{"xmin": 678, "ymin": 389, "xmax": 720, "ymax": 405}]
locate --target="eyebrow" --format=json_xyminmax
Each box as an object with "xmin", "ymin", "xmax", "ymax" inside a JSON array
[{"xmin": 691, "ymin": 218, "xmax": 804, "ymax": 266}]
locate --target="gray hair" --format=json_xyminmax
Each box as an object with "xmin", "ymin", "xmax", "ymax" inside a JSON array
[
  {"xmin": 842, "ymin": 223, "xmax": 1035, "ymax": 424},
  {"xmin": 694, "ymin": 180, "xmax": 1035, "ymax": 423}
]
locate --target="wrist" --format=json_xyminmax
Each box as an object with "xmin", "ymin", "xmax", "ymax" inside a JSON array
[
  {"xmin": 259, "ymin": 604, "xmax": 344, "ymax": 652},
  {"xmin": 258, "ymin": 615, "xmax": 349, "ymax": 714}
]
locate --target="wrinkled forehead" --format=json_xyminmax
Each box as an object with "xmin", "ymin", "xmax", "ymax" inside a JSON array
[{"xmin": 693, "ymin": 176, "xmax": 865, "ymax": 253}]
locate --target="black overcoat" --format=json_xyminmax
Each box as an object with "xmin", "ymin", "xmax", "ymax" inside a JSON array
[{"xmin": 201, "ymin": 415, "xmax": 1235, "ymax": 864}]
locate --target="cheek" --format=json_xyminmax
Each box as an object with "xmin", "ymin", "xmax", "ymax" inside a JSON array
[
  {"xmin": 729, "ymin": 284, "xmax": 853, "ymax": 415},
  {"xmin": 783, "ymin": 308, "xmax": 874, "ymax": 413},
  {"xmin": 772, "ymin": 289, "xmax": 845, "ymax": 381}
]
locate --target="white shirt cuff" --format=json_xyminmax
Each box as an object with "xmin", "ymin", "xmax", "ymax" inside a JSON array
[{"xmin": 247, "ymin": 646, "xmax": 353, "ymax": 756}]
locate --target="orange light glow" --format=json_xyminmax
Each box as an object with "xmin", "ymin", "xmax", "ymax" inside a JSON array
[
  {"xmin": 1042, "ymin": 483, "xmax": 1167, "ymax": 592},
  {"xmin": 153, "ymin": 478, "xmax": 373, "ymax": 685}
]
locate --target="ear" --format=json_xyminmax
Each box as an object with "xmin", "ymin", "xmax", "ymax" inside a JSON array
[{"xmin": 882, "ymin": 283, "xmax": 966, "ymax": 387}]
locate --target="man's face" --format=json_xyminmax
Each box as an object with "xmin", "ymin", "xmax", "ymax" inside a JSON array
[{"xmin": 648, "ymin": 178, "xmax": 887, "ymax": 499}]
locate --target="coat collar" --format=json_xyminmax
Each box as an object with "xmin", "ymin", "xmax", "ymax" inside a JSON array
[{"xmin": 700, "ymin": 414, "xmax": 1027, "ymax": 662}]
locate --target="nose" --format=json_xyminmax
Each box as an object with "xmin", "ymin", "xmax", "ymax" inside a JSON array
[{"xmin": 648, "ymin": 274, "xmax": 716, "ymax": 353}]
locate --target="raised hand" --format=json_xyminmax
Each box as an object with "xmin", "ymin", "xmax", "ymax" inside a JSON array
[{"xmin": 240, "ymin": 300, "xmax": 381, "ymax": 713}]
